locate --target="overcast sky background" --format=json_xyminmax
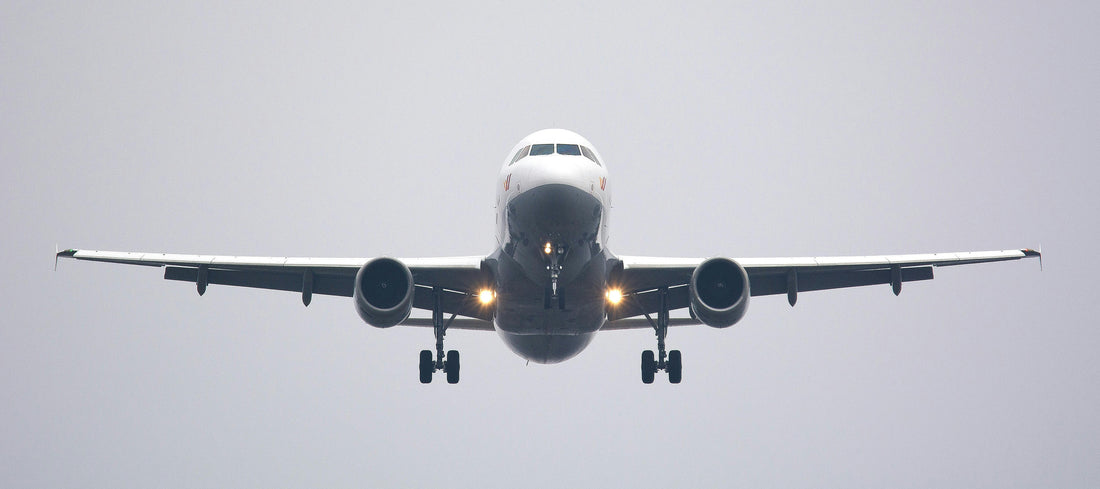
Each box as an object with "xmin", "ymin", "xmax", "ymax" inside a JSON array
[{"xmin": 3, "ymin": 2, "xmax": 1097, "ymax": 487}]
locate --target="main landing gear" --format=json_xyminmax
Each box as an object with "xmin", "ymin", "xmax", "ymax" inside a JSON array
[
  {"xmin": 639, "ymin": 287, "xmax": 682, "ymax": 384},
  {"xmin": 419, "ymin": 287, "xmax": 460, "ymax": 384}
]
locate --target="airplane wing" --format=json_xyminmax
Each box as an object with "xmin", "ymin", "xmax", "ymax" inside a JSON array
[
  {"xmin": 607, "ymin": 249, "xmax": 1041, "ymax": 322},
  {"xmin": 58, "ymin": 248, "xmax": 1040, "ymax": 331},
  {"xmin": 55, "ymin": 249, "xmax": 496, "ymax": 326}
]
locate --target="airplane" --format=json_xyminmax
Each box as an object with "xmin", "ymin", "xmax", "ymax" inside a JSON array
[{"xmin": 57, "ymin": 128, "xmax": 1041, "ymax": 384}]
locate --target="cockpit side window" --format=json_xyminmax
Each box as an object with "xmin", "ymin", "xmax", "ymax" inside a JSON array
[
  {"xmin": 556, "ymin": 144, "xmax": 582, "ymax": 156},
  {"xmin": 509, "ymin": 145, "xmax": 530, "ymax": 165},
  {"xmin": 580, "ymin": 146, "xmax": 600, "ymax": 166},
  {"xmin": 529, "ymin": 144, "xmax": 555, "ymax": 156}
]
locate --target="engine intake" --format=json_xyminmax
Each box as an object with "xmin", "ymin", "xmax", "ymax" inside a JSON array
[
  {"xmin": 689, "ymin": 257, "xmax": 750, "ymax": 328},
  {"xmin": 354, "ymin": 257, "xmax": 415, "ymax": 328}
]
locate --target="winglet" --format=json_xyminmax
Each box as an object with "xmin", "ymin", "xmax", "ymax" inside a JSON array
[
  {"xmin": 1022, "ymin": 247, "xmax": 1042, "ymax": 271},
  {"xmin": 55, "ymin": 247, "xmax": 77, "ymax": 271}
]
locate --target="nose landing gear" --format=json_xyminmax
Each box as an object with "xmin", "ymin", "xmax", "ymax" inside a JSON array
[{"xmin": 543, "ymin": 240, "xmax": 567, "ymax": 310}]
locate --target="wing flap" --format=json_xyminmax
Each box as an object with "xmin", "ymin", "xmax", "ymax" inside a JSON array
[
  {"xmin": 412, "ymin": 285, "xmax": 494, "ymax": 321},
  {"xmin": 607, "ymin": 285, "xmax": 691, "ymax": 321},
  {"xmin": 610, "ymin": 249, "xmax": 1037, "ymax": 320},
  {"xmin": 164, "ymin": 267, "xmax": 355, "ymax": 297},
  {"xmin": 62, "ymin": 248, "xmax": 491, "ymax": 320},
  {"xmin": 749, "ymin": 266, "xmax": 933, "ymax": 297}
]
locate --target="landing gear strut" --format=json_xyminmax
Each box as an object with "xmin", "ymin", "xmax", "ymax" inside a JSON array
[
  {"xmin": 639, "ymin": 287, "xmax": 682, "ymax": 384},
  {"xmin": 419, "ymin": 287, "xmax": 460, "ymax": 384},
  {"xmin": 543, "ymin": 240, "xmax": 566, "ymax": 310}
]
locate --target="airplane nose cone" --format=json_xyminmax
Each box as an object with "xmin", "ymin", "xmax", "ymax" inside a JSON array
[{"xmin": 524, "ymin": 156, "xmax": 590, "ymax": 191}]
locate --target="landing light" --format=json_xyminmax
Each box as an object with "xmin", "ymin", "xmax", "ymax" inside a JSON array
[
  {"xmin": 606, "ymin": 288, "xmax": 623, "ymax": 305},
  {"xmin": 544, "ymin": 242, "xmax": 553, "ymax": 255},
  {"xmin": 478, "ymin": 289, "xmax": 496, "ymax": 305}
]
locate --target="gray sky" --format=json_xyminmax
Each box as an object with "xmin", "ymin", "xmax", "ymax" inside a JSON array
[{"xmin": 3, "ymin": 2, "xmax": 1097, "ymax": 487}]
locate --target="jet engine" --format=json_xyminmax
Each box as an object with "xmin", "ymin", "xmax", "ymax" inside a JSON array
[
  {"xmin": 354, "ymin": 257, "xmax": 415, "ymax": 328},
  {"xmin": 689, "ymin": 257, "xmax": 750, "ymax": 328}
]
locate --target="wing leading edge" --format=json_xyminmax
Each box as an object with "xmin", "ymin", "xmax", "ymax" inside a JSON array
[
  {"xmin": 56, "ymin": 249, "xmax": 495, "ymax": 326},
  {"xmin": 609, "ymin": 249, "xmax": 1040, "ymax": 322}
]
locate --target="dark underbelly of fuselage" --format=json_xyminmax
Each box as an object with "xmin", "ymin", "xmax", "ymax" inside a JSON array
[{"xmin": 492, "ymin": 183, "xmax": 611, "ymax": 363}]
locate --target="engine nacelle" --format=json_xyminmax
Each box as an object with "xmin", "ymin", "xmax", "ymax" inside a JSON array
[
  {"xmin": 689, "ymin": 257, "xmax": 750, "ymax": 328},
  {"xmin": 354, "ymin": 257, "xmax": 415, "ymax": 328}
]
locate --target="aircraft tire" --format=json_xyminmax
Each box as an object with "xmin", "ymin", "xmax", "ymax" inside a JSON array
[
  {"xmin": 419, "ymin": 350, "xmax": 433, "ymax": 384},
  {"xmin": 445, "ymin": 350, "xmax": 460, "ymax": 384},
  {"xmin": 668, "ymin": 350, "xmax": 682, "ymax": 384},
  {"xmin": 641, "ymin": 350, "xmax": 656, "ymax": 384}
]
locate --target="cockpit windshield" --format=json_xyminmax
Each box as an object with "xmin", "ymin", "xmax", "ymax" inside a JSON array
[
  {"xmin": 529, "ymin": 144, "xmax": 555, "ymax": 156},
  {"xmin": 580, "ymin": 146, "xmax": 600, "ymax": 166},
  {"xmin": 509, "ymin": 145, "xmax": 530, "ymax": 165},
  {"xmin": 556, "ymin": 144, "xmax": 582, "ymax": 156},
  {"xmin": 511, "ymin": 143, "xmax": 601, "ymax": 166}
]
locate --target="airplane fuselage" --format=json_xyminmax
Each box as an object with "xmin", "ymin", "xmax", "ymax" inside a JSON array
[{"xmin": 489, "ymin": 129, "xmax": 614, "ymax": 363}]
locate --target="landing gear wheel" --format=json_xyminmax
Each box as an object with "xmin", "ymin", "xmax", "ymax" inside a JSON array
[
  {"xmin": 419, "ymin": 350, "xmax": 434, "ymax": 384},
  {"xmin": 641, "ymin": 350, "xmax": 656, "ymax": 384},
  {"xmin": 423, "ymin": 286, "xmax": 465, "ymax": 385},
  {"xmin": 667, "ymin": 350, "xmax": 682, "ymax": 384},
  {"xmin": 445, "ymin": 350, "xmax": 460, "ymax": 384},
  {"xmin": 638, "ymin": 288, "xmax": 681, "ymax": 384}
]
